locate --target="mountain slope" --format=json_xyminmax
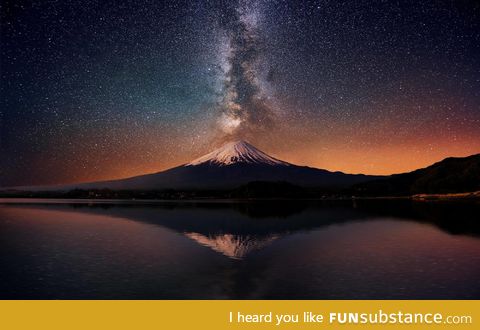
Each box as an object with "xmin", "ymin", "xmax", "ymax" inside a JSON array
[
  {"xmin": 353, "ymin": 154, "xmax": 480, "ymax": 196},
  {"xmin": 7, "ymin": 140, "xmax": 378, "ymax": 192}
]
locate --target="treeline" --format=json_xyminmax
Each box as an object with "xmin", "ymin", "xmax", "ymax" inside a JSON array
[
  {"xmin": 0, "ymin": 188, "xmax": 228, "ymax": 199},
  {"xmin": 0, "ymin": 181, "xmax": 348, "ymax": 200}
]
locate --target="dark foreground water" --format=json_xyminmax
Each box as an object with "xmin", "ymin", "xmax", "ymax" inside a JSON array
[{"xmin": 0, "ymin": 199, "xmax": 479, "ymax": 299}]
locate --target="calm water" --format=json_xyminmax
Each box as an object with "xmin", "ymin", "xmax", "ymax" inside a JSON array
[{"xmin": 0, "ymin": 199, "xmax": 479, "ymax": 299}]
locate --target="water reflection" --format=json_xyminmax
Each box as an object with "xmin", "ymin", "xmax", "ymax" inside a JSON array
[
  {"xmin": 0, "ymin": 199, "xmax": 479, "ymax": 299},
  {"xmin": 184, "ymin": 232, "xmax": 280, "ymax": 259}
]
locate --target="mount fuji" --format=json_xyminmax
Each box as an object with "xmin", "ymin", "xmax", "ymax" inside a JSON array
[{"xmin": 9, "ymin": 140, "xmax": 379, "ymax": 192}]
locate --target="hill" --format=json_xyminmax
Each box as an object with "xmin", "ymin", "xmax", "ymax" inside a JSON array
[{"xmin": 353, "ymin": 154, "xmax": 480, "ymax": 196}]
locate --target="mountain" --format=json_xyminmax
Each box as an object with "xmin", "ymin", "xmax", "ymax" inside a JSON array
[
  {"xmin": 353, "ymin": 154, "xmax": 480, "ymax": 196},
  {"xmin": 184, "ymin": 232, "xmax": 280, "ymax": 259},
  {"xmin": 7, "ymin": 140, "xmax": 378, "ymax": 192},
  {"xmin": 186, "ymin": 140, "xmax": 288, "ymax": 166}
]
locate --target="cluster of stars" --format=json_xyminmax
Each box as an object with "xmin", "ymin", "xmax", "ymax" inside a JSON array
[{"xmin": 1, "ymin": 0, "xmax": 479, "ymax": 186}]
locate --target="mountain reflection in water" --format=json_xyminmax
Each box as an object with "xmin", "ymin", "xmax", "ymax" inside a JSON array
[
  {"xmin": 0, "ymin": 199, "xmax": 479, "ymax": 299},
  {"xmin": 184, "ymin": 232, "xmax": 280, "ymax": 259}
]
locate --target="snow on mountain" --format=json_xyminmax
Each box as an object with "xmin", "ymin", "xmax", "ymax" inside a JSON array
[
  {"xmin": 184, "ymin": 232, "xmax": 280, "ymax": 259},
  {"xmin": 186, "ymin": 140, "xmax": 289, "ymax": 167}
]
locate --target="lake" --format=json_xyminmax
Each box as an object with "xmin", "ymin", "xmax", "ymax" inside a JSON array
[{"xmin": 0, "ymin": 199, "xmax": 479, "ymax": 299}]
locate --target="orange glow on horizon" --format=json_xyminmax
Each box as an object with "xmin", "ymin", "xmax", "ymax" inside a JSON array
[{"xmin": 43, "ymin": 137, "xmax": 480, "ymax": 186}]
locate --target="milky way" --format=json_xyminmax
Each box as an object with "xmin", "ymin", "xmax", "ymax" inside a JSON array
[
  {"xmin": 215, "ymin": 0, "xmax": 275, "ymax": 140},
  {"xmin": 1, "ymin": 0, "xmax": 480, "ymax": 186}
]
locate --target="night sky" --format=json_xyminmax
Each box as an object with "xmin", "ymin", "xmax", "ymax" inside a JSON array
[{"xmin": 1, "ymin": 0, "xmax": 480, "ymax": 186}]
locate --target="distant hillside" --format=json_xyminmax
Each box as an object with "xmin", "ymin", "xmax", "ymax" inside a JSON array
[{"xmin": 353, "ymin": 154, "xmax": 480, "ymax": 196}]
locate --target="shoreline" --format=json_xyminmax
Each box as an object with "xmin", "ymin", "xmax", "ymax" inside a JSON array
[
  {"xmin": 411, "ymin": 191, "xmax": 480, "ymax": 201},
  {"xmin": 0, "ymin": 191, "xmax": 479, "ymax": 204}
]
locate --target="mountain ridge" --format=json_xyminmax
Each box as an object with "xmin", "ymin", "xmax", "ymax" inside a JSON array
[
  {"xmin": 2, "ymin": 140, "xmax": 378, "ymax": 192},
  {"xmin": 353, "ymin": 153, "xmax": 480, "ymax": 196},
  {"xmin": 3, "ymin": 141, "xmax": 479, "ymax": 197}
]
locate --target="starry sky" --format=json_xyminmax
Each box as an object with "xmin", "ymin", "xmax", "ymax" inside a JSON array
[{"xmin": 1, "ymin": 0, "xmax": 480, "ymax": 186}]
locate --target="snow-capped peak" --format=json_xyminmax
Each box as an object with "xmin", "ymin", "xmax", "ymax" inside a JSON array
[
  {"xmin": 186, "ymin": 140, "xmax": 290, "ymax": 167},
  {"xmin": 184, "ymin": 232, "xmax": 280, "ymax": 259}
]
